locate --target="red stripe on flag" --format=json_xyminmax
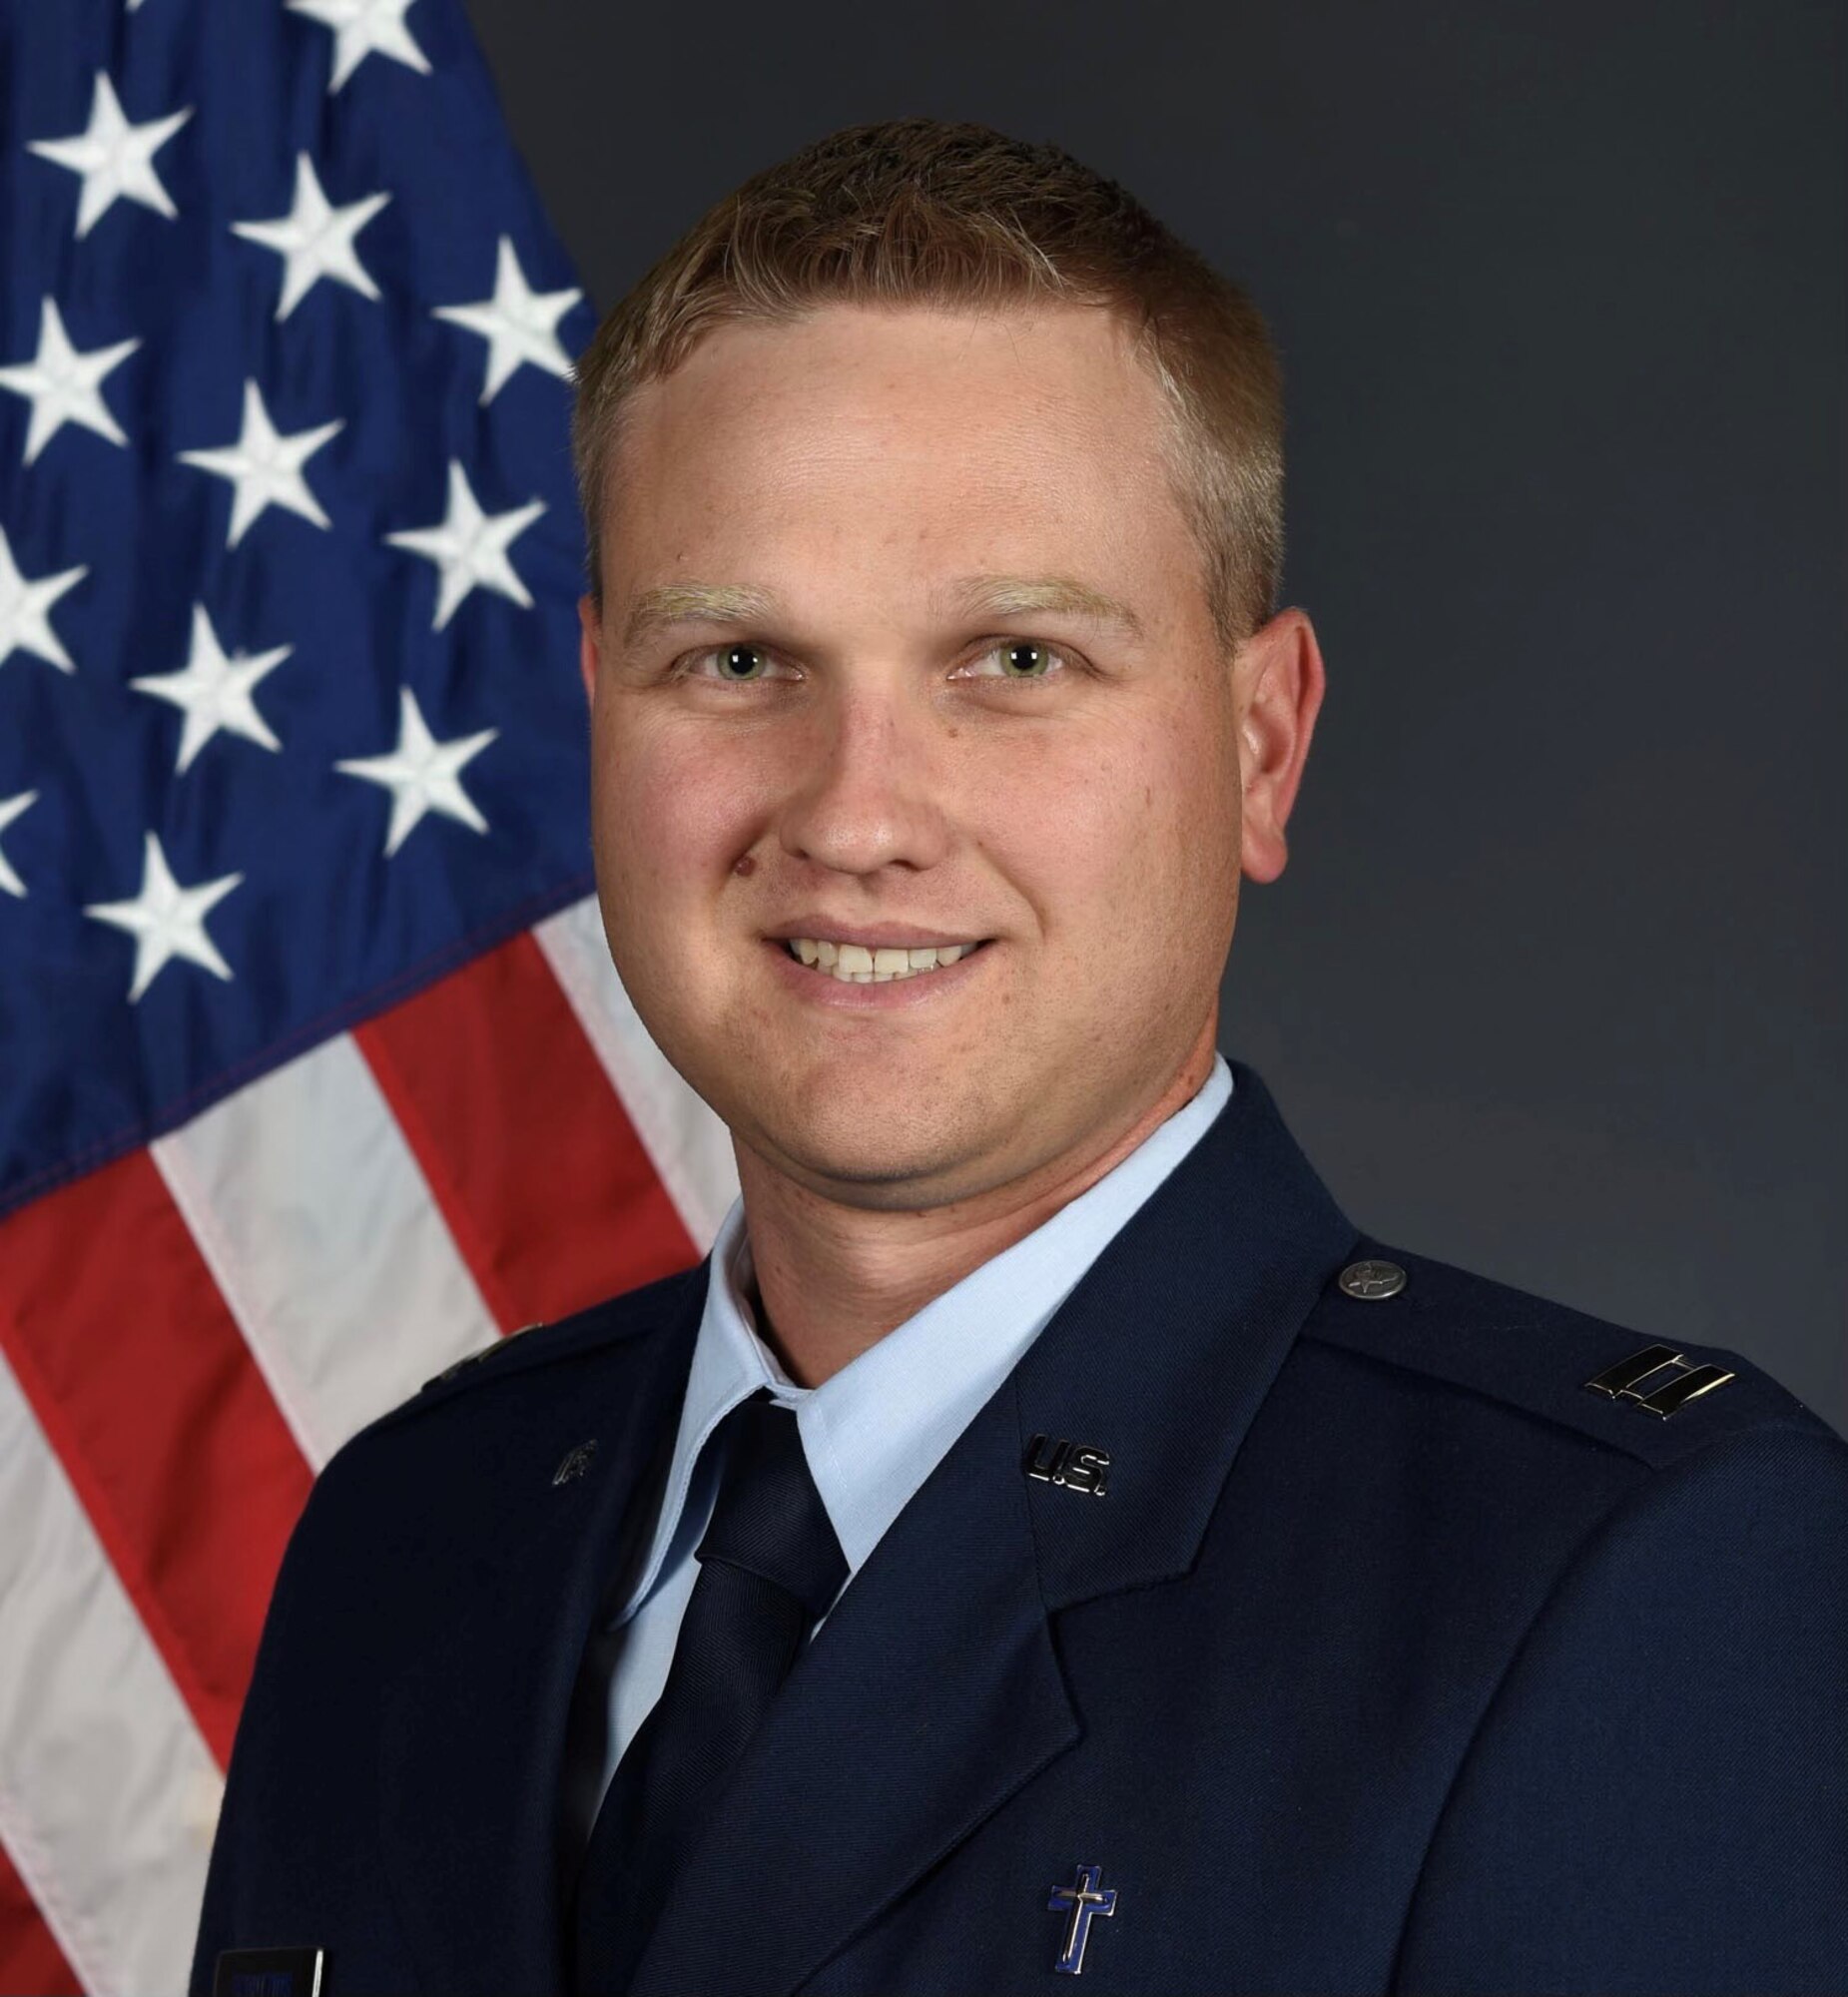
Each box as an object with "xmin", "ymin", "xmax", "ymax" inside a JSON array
[
  {"xmin": 0, "ymin": 1153, "xmax": 312, "ymax": 1766},
  {"xmin": 354, "ymin": 933, "xmax": 699, "ymax": 1331},
  {"xmin": 0, "ymin": 1843, "xmax": 80, "ymax": 1997}
]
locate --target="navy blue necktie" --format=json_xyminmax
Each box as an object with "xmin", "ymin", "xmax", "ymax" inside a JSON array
[{"xmin": 570, "ymin": 1391, "xmax": 847, "ymax": 1995}]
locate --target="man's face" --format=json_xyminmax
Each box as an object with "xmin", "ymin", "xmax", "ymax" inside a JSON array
[{"xmin": 581, "ymin": 303, "xmax": 1308, "ymax": 1211}]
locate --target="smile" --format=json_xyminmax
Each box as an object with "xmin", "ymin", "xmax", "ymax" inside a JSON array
[{"xmin": 783, "ymin": 938, "xmax": 981, "ymax": 985}]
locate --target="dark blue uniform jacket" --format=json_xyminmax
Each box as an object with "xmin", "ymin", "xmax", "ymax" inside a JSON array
[{"xmin": 192, "ymin": 1062, "xmax": 1848, "ymax": 1995}]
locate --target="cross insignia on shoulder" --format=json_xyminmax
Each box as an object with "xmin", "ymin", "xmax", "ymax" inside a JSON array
[{"xmin": 1583, "ymin": 1343, "xmax": 1735, "ymax": 1419}]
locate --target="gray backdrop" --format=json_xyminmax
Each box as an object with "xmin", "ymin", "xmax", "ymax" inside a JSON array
[{"xmin": 464, "ymin": 0, "xmax": 1845, "ymax": 1435}]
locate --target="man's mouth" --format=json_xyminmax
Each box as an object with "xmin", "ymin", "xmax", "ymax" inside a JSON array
[{"xmin": 781, "ymin": 938, "xmax": 983, "ymax": 986}]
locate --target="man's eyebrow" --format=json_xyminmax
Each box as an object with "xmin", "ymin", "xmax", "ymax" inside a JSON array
[
  {"xmin": 940, "ymin": 573, "xmax": 1145, "ymax": 640},
  {"xmin": 618, "ymin": 573, "xmax": 1147, "ymax": 648},
  {"xmin": 621, "ymin": 582, "xmax": 781, "ymax": 649}
]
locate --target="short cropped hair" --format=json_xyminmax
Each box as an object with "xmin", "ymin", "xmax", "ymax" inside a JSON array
[{"xmin": 572, "ymin": 117, "xmax": 1284, "ymax": 649}]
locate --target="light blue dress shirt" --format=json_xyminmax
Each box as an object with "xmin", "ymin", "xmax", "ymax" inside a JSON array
[{"xmin": 585, "ymin": 1054, "xmax": 1234, "ymax": 1816}]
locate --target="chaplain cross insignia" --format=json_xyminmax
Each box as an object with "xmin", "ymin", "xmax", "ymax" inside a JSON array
[{"xmin": 1047, "ymin": 1861, "xmax": 1117, "ymax": 1974}]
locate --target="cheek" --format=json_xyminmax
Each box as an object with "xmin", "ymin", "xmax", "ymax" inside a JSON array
[
  {"xmin": 981, "ymin": 702, "xmax": 1234, "ymax": 944},
  {"xmin": 592, "ymin": 713, "xmax": 755, "ymax": 932}
]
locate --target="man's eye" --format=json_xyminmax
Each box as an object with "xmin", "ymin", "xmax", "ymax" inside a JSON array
[
  {"xmin": 684, "ymin": 644, "xmax": 790, "ymax": 682},
  {"xmin": 956, "ymin": 640, "xmax": 1069, "ymax": 681}
]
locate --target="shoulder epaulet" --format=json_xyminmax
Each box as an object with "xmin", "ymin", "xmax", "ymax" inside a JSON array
[
  {"xmin": 360, "ymin": 1264, "xmax": 708, "ymax": 1434},
  {"xmin": 1299, "ymin": 1240, "xmax": 1832, "ymax": 1471},
  {"xmin": 418, "ymin": 1319, "xmax": 548, "ymax": 1395}
]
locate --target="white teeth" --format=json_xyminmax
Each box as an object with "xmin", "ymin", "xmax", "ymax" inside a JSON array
[{"xmin": 783, "ymin": 937, "xmax": 979, "ymax": 985}]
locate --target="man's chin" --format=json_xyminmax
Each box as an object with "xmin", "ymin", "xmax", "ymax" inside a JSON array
[{"xmin": 736, "ymin": 1102, "xmax": 1032, "ymax": 1214}]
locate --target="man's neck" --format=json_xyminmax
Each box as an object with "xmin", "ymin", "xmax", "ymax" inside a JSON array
[{"xmin": 733, "ymin": 1029, "xmax": 1219, "ymax": 1387}]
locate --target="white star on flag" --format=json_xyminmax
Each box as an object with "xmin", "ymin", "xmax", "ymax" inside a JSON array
[
  {"xmin": 0, "ymin": 790, "xmax": 38, "ymax": 899},
  {"xmin": 178, "ymin": 379, "xmax": 342, "ymax": 547},
  {"xmin": 131, "ymin": 604, "xmax": 293, "ymax": 774},
  {"xmin": 385, "ymin": 459, "xmax": 543, "ymax": 629},
  {"xmin": 289, "ymin": 0, "xmax": 432, "ymax": 92},
  {"xmin": 28, "ymin": 71, "xmax": 192, "ymax": 240},
  {"xmin": 434, "ymin": 236, "xmax": 582, "ymax": 403},
  {"xmin": 0, "ymin": 298, "xmax": 141, "ymax": 467},
  {"xmin": 84, "ymin": 831, "xmax": 244, "ymax": 1003},
  {"xmin": 232, "ymin": 153, "xmax": 389, "ymax": 321},
  {"xmin": 0, "ymin": 524, "xmax": 87, "ymax": 675},
  {"xmin": 335, "ymin": 686, "xmax": 497, "ymax": 856}
]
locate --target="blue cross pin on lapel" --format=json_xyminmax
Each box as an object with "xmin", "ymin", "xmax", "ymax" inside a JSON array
[{"xmin": 1047, "ymin": 1862, "xmax": 1117, "ymax": 1974}]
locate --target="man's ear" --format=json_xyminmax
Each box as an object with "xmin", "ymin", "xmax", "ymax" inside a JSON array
[
  {"xmin": 1235, "ymin": 606, "xmax": 1327, "ymax": 885},
  {"xmin": 577, "ymin": 593, "xmax": 601, "ymax": 711}
]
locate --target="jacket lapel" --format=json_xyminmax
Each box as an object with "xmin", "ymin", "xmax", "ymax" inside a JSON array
[
  {"xmin": 629, "ymin": 1061, "xmax": 1359, "ymax": 1995},
  {"xmin": 627, "ymin": 1375, "xmax": 1077, "ymax": 1997},
  {"xmin": 376, "ymin": 1278, "xmax": 704, "ymax": 1996},
  {"xmin": 1015, "ymin": 1060, "xmax": 1359, "ymax": 1615}
]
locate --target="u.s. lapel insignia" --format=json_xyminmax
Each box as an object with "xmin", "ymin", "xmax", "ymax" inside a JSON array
[
  {"xmin": 1024, "ymin": 1434, "xmax": 1111, "ymax": 1497},
  {"xmin": 213, "ymin": 1946, "xmax": 324, "ymax": 1997},
  {"xmin": 551, "ymin": 1438, "xmax": 599, "ymax": 1485},
  {"xmin": 1047, "ymin": 1862, "xmax": 1117, "ymax": 1974},
  {"xmin": 1583, "ymin": 1344, "xmax": 1735, "ymax": 1418}
]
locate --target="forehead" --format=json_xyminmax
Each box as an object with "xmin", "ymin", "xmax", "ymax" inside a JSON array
[{"xmin": 602, "ymin": 303, "xmax": 1197, "ymax": 613}]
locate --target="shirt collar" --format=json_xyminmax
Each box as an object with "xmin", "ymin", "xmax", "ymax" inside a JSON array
[{"xmin": 613, "ymin": 1054, "xmax": 1233, "ymax": 1623}]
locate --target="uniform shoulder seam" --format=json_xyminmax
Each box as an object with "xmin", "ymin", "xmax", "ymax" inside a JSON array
[
  {"xmin": 1299, "ymin": 1324, "xmax": 1665, "ymax": 1468},
  {"xmin": 1301, "ymin": 1240, "xmax": 1829, "ymax": 1471},
  {"xmin": 363, "ymin": 1263, "xmax": 707, "ymax": 1438}
]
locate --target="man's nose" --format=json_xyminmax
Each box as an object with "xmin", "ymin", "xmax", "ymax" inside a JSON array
[{"xmin": 777, "ymin": 684, "xmax": 951, "ymax": 877}]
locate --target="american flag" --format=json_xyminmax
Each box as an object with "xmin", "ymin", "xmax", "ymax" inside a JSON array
[{"xmin": 0, "ymin": 4, "xmax": 733, "ymax": 1989}]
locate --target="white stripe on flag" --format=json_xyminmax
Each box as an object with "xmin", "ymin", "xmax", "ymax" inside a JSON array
[
  {"xmin": 152, "ymin": 1031, "xmax": 499, "ymax": 1471},
  {"xmin": 0, "ymin": 1346, "xmax": 221, "ymax": 1997},
  {"xmin": 534, "ymin": 896, "xmax": 738, "ymax": 1248}
]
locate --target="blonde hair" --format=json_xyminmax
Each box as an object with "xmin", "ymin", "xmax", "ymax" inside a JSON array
[{"xmin": 571, "ymin": 118, "xmax": 1284, "ymax": 649}]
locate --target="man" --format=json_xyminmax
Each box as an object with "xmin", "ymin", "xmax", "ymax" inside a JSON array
[{"xmin": 193, "ymin": 119, "xmax": 1847, "ymax": 1996}]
